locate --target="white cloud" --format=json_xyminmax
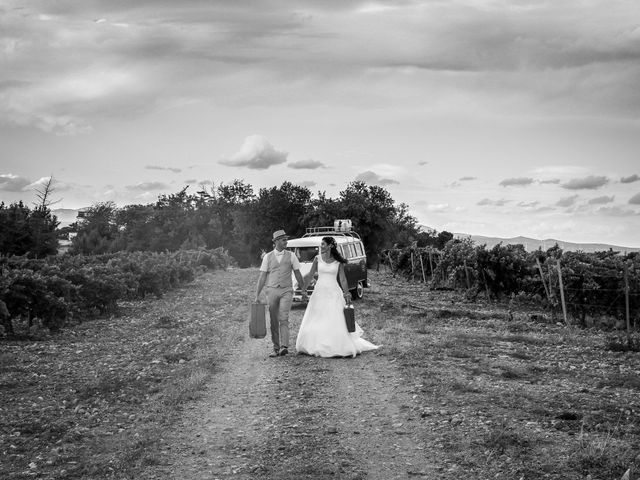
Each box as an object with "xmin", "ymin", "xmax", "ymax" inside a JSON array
[
  {"xmin": 499, "ymin": 177, "xmax": 534, "ymax": 187},
  {"xmin": 146, "ymin": 165, "xmax": 182, "ymax": 173},
  {"xmin": 288, "ymin": 159, "xmax": 326, "ymax": 170},
  {"xmin": 595, "ymin": 206, "xmax": 638, "ymax": 216},
  {"xmin": 588, "ymin": 195, "xmax": 614, "ymax": 205},
  {"xmin": 354, "ymin": 170, "xmax": 399, "ymax": 186},
  {"xmin": 556, "ymin": 195, "xmax": 579, "ymax": 207},
  {"xmin": 219, "ymin": 135, "xmax": 288, "ymax": 170},
  {"xmin": 477, "ymin": 198, "xmax": 509, "ymax": 206},
  {"xmin": 126, "ymin": 182, "xmax": 170, "ymax": 191}
]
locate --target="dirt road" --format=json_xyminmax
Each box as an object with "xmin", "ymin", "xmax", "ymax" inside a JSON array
[{"xmin": 139, "ymin": 298, "xmax": 438, "ymax": 479}]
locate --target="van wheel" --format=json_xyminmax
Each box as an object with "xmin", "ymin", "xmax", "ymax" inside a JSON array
[{"xmin": 351, "ymin": 281, "xmax": 364, "ymax": 300}]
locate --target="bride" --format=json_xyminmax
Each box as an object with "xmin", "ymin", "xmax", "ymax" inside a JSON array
[{"xmin": 295, "ymin": 236, "xmax": 380, "ymax": 358}]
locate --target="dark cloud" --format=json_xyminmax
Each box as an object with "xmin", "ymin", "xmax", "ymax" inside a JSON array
[
  {"xmin": 539, "ymin": 179, "xmax": 561, "ymax": 184},
  {"xmin": 630, "ymin": 193, "xmax": 640, "ymax": 205},
  {"xmin": 499, "ymin": 177, "xmax": 534, "ymax": 187},
  {"xmin": 219, "ymin": 135, "xmax": 287, "ymax": 170},
  {"xmin": 0, "ymin": 173, "xmax": 31, "ymax": 191},
  {"xmin": 621, "ymin": 174, "xmax": 640, "ymax": 184},
  {"xmin": 459, "ymin": 176, "xmax": 476, "ymax": 181},
  {"xmin": 126, "ymin": 181, "xmax": 170, "ymax": 191},
  {"xmin": 588, "ymin": 195, "xmax": 614, "ymax": 205},
  {"xmin": 561, "ymin": 175, "xmax": 608, "ymax": 190},
  {"xmin": 146, "ymin": 165, "xmax": 182, "ymax": 173},
  {"xmin": 477, "ymin": 198, "xmax": 509, "ymax": 206},
  {"xmin": 287, "ymin": 159, "xmax": 326, "ymax": 170},
  {"xmin": 556, "ymin": 195, "xmax": 579, "ymax": 207},
  {"xmin": 354, "ymin": 171, "xmax": 399, "ymax": 186},
  {"xmin": 418, "ymin": 161, "xmax": 428, "ymax": 166}
]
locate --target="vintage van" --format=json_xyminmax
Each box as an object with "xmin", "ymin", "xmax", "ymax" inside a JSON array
[{"xmin": 287, "ymin": 220, "xmax": 368, "ymax": 301}]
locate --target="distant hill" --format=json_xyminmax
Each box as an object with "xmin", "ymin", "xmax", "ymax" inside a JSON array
[{"xmin": 454, "ymin": 233, "xmax": 640, "ymax": 254}]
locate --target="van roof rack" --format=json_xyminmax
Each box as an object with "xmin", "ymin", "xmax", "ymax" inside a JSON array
[{"xmin": 303, "ymin": 226, "xmax": 361, "ymax": 240}]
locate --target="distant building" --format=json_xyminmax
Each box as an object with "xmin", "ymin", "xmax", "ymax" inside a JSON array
[{"xmin": 76, "ymin": 207, "xmax": 91, "ymax": 219}]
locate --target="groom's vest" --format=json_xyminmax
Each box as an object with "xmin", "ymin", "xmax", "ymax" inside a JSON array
[{"xmin": 265, "ymin": 250, "xmax": 294, "ymax": 289}]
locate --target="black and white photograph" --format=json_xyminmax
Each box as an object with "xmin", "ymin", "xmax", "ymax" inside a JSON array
[{"xmin": 2, "ymin": 1, "xmax": 640, "ymax": 479}]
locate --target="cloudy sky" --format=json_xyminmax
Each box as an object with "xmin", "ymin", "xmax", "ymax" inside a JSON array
[{"xmin": 2, "ymin": 0, "xmax": 640, "ymax": 247}]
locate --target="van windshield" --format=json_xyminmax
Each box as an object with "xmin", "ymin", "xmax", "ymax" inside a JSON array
[{"xmin": 290, "ymin": 246, "xmax": 319, "ymax": 262}]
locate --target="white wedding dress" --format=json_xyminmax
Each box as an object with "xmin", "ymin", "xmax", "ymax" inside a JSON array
[{"xmin": 295, "ymin": 255, "xmax": 380, "ymax": 358}]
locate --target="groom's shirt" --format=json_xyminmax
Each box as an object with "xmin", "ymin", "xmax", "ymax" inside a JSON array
[{"xmin": 260, "ymin": 249, "xmax": 300, "ymax": 289}]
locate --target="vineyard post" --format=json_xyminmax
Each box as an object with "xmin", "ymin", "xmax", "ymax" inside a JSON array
[
  {"xmin": 535, "ymin": 257, "xmax": 552, "ymax": 304},
  {"xmin": 428, "ymin": 249, "xmax": 434, "ymax": 277},
  {"xmin": 480, "ymin": 269, "xmax": 490, "ymax": 302},
  {"xmin": 410, "ymin": 251, "xmax": 415, "ymax": 282},
  {"xmin": 556, "ymin": 259, "xmax": 569, "ymax": 325},
  {"xmin": 624, "ymin": 261, "xmax": 630, "ymax": 338},
  {"xmin": 418, "ymin": 251, "xmax": 426, "ymax": 283},
  {"xmin": 463, "ymin": 259, "xmax": 471, "ymax": 289},
  {"xmin": 387, "ymin": 251, "xmax": 394, "ymax": 274}
]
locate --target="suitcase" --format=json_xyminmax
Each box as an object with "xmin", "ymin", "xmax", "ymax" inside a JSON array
[
  {"xmin": 249, "ymin": 302, "xmax": 267, "ymax": 338},
  {"xmin": 344, "ymin": 304, "xmax": 356, "ymax": 333}
]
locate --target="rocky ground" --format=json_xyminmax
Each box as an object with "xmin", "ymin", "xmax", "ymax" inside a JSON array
[{"xmin": 2, "ymin": 268, "xmax": 639, "ymax": 479}]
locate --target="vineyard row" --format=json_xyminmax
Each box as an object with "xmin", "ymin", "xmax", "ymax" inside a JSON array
[
  {"xmin": 0, "ymin": 248, "xmax": 233, "ymax": 336},
  {"xmin": 381, "ymin": 242, "xmax": 640, "ymax": 330}
]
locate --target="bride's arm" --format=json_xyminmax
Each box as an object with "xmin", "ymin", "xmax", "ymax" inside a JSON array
[
  {"xmin": 338, "ymin": 263, "xmax": 349, "ymax": 300},
  {"xmin": 302, "ymin": 257, "xmax": 318, "ymax": 288}
]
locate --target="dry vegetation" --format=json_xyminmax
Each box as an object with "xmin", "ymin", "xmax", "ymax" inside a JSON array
[{"xmin": 1, "ymin": 268, "xmax": 639, "ymax": 479}]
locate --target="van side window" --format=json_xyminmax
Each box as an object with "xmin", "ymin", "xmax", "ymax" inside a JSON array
[
  {"xmin": 348, "ymin": 244, "xmax": 357, "ymax": 258},
  {"xmin": 354, "ymin": 242, "xmax": 364, "ymax": 257},
  {"xmin": 340, "ymin": 245, "xmax": 351, "ymax": 259}
]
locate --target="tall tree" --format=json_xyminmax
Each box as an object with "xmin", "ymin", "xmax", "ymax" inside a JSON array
[
  {"xmin": 71, "ymin": 202, "xmax": 119, "ymax": 254},
  {"xmin": 337, "ymin": 181, "xmax": 401, "ymax": 265},
  {"xmin": 233, "ymin": 182, "xmax": 312, "ymax": 266},
  {"xmin": 0, "ymin": 201, "xmax": 33, "ymax": 256}
]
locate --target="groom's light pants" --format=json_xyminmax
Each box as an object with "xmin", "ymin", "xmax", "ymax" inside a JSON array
[{"xmin": 265, "ymin": 287, "xmax": 293, "ymax": 351}]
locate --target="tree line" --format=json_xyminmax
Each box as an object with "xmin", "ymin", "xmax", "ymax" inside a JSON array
[{"xmin": 2, "ymin": 180, "xmax": 447, "ymax": 267}]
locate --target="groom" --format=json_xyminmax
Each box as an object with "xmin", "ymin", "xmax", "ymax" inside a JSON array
[{"xmin": 254, "ymin": 229, "xmax": 307, "ymax": 357}]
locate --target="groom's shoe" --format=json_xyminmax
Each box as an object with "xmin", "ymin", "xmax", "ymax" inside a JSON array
[
  {"xmin": 269, "ymin": 349, "xmax": 280, "ymax": 358},
  {"xmin": 279, "ymin": 347, "xmax": 288, "ymax": 356}
]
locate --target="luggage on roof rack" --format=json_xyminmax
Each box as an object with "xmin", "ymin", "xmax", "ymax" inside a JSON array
[{"xmin": 303, "ymin": 225, "xmax": 361, "ymax": 240}]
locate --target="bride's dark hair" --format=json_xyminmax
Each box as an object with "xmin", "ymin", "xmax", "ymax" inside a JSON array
[{"xmin": 322, "ymin": 237, "xmax": 347, "ymax": 264}]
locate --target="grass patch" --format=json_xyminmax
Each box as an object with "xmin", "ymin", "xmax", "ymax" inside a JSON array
[
  {"xmin": 449, "ymin": 378, "xmax": 482, "ymax": 394},
  {"xmin": 508, "ymin": 349, "xmax": 534, "ymax": 360},
  {"xmin": 484, "ymin": 423, "xmax": 531, "ymax": 455},
  {"xmin": 597, "ymin": 373, "xmax": 640, "ymax": 391},
  {"xmin": 493, "ymin": 333, "xmax": 550, "ymax": 346},
  {"xmin": 568, "ymin": 427, "xmax": 635, "ymax": 477},
  {"xmin": 499, "ymin": 364, "xmax": 532, "ymax": 380},
  {"xmin": 447, "ymin": 349, "xmax": 473, "ymax": 359},
  {"xmin": 606, "ymin": 334, "xmax": 640, "ymax": 352}
]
